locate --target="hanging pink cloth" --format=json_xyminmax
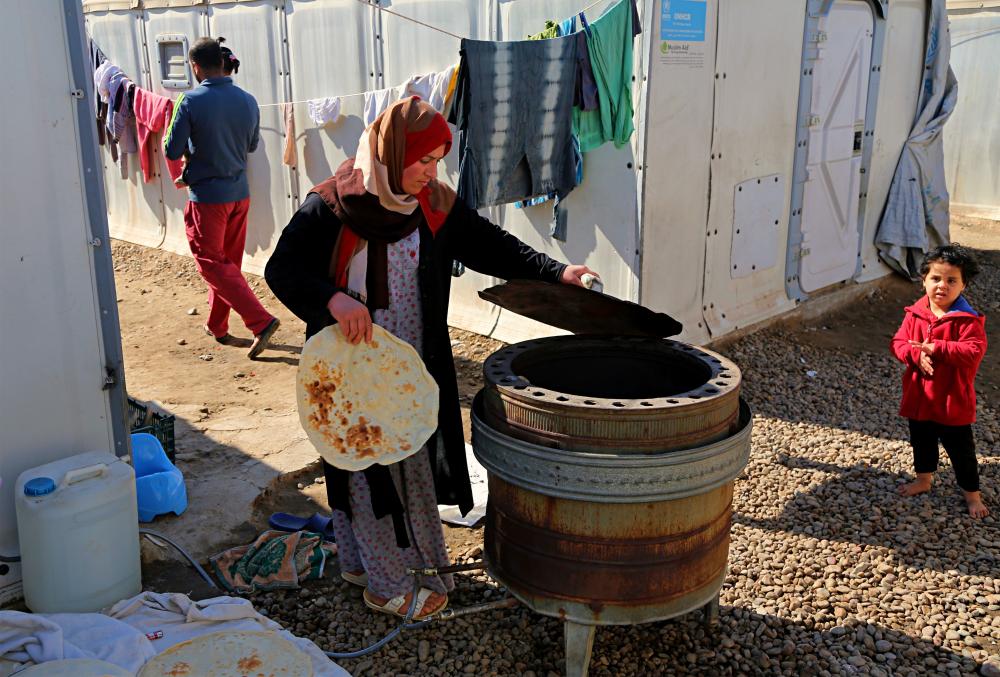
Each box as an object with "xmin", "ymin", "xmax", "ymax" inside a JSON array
[{"xmin": 133, "ymin": 88, "xmax": 184, "ymax": 184}]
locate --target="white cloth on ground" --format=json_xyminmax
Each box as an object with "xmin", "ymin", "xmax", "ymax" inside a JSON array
[
  {"xmin": 107, "ymin": 591, "xmax": 351, "ymax": 677},
  {"xmin": 307, "ymin": 96, "xmax": 344, "ymax": 126},
  {"xmin": 0, "ymin": 610, "xmax": 154, "ymax": 673}
]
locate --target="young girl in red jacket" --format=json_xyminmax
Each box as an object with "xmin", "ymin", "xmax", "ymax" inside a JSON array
[{"xmin": 891, "ymin": 244, "xmax": 988, "ymax": 518}]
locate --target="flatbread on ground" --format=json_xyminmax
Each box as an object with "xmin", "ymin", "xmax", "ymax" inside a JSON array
[
  {"xmin": 297, "ymin": 324, "xmax": 439, "ymax": 471},
  {"xmin": 137, "ymin": 631, "xmax": 312, "ymax": 677}
]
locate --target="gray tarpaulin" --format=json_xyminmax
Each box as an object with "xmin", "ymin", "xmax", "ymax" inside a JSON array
[{"xmin": 875, "ymin": 0, "xmax": 958, "ymax": 279}]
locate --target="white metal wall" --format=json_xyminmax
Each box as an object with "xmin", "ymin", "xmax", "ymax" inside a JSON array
[
  {"xmin": 943, "ymin": 2, "xmax": 1000, "ymax": 219},
  {"xmin": 2, "ymin": 0, "xmax": 125, "ymax": 604},
  {"xmin": 857, "ymin": 0, "xmax": 926, "ymax": 281},
  {"xmin": 638, "ymin": 0, "xmax": 718, "ymax": 344},
  {"xmin": 700, "ymin": 0, "xmax": 804, "ymax": 338},
  {"xmin": 85, "ymin": 0, "xmax": 928, "ymax": 346}
]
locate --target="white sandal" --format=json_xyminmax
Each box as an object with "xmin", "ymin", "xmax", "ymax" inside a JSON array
[
  {"xmin": 341, "ymin": 570, "xmax": 368, "ymax": 587},
  {"xmin": 362, "ymin": 587, "xmax": 447, "ymax": 619}
]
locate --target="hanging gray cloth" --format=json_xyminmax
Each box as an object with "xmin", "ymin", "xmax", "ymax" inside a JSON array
[{"xmin": 875, "ymin": 0, "xmax": 958, "ymax": 279}]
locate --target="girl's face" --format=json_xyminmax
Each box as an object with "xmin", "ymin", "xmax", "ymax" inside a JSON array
[
  {"xmin": 400, "ymin": 144, "xmax": 447, "ymax": 196},
  {"xmin": 922, "ymin": 261, "xmax": 966, "ymax": 312}
]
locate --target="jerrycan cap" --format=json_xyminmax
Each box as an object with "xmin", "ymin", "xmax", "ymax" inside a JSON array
[{"xmin": 24, "ymin": 477, "xmax": 56, "ymax": 497}]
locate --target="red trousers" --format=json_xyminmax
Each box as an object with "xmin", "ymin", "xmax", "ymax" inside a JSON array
[{"xmin": 183, "ymin": 199, "xmax": 274, "ymax": 337}]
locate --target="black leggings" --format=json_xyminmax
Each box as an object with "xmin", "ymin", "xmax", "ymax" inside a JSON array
[{"xmin": 908, "ymin": 419, "xmax": 980, "ymax": 492}]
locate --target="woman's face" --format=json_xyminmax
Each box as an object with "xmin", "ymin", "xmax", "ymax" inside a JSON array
[{"xmin": 401, "ymin": 144, "xmax": 447, "ymax": 195}]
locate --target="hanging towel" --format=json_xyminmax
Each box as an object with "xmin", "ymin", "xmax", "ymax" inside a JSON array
[
  {"xmin": 875, "ymin": 0, "xmax": 958, "ymax": 278},
  {"xmin": 572, "ymin": 0, "xmax": 642, "ymax": 152},
  {"xmin": 133, "ymin": 87, "xmax": 184, "ymax": 184},
  {"xmin": 209, "ymin": 530, "xmax": 336, "ymax": 594},
  {"xmin": 363, "ymin": 83, "xmax": 406, "ymax": 125},
  {"xmin": 307, "ymin": 96, "xmax": 343, "ymax": 126},
  {"xmin": 282, "ymin": 102, "xmax": 297, "ymax": 167},
  {"xmin": 402, "ymin": 63, "xmax": 459, "ymax": 116}
]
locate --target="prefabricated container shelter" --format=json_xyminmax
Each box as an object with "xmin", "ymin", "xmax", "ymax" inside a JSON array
[
  {"xmin": 83, "ymin": 0, "xmax": 934, "ymax": 346},
  {"xmin": 944, "ymin": 0, "xmax": 1000, "ymax": 220},
  {"xmin": 1, "ymin": 0, "xmax": 128, "ymax": 606}
]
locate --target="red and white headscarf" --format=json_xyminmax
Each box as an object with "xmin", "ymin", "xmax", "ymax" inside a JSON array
[{"xmin": 309, "ymin": 97, "xmax": 456, "ymax": 309}]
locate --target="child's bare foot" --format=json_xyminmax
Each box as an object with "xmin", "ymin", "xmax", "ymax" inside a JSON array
[
  {"xmin": 964, "ymin": 491, "xmax": 989, "ymax": 519},
  {"xmin": 898, "ymin": 474, "xmax": 933, "ymax": 496}
]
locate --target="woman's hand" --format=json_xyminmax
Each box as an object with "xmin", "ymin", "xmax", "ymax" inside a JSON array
[
  {"xmin": 327, "ymin": 292, "xmax": 373, "ymax": 345},
  {"xmin": 560, "ymin": 265, "xmax": 600, "ymax": 288}
]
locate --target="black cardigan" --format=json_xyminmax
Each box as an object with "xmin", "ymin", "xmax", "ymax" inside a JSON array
[{"xmin": 264, "ymin": 192, "xmax": 566, "ymax": 516}]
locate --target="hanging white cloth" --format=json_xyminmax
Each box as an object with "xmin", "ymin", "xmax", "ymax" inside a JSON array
[
  {"xmin": 307, "ymin": 96, "xmax": 344, "ymax": 127},
  {"xmin": 402, "ymin": 63, "xmax": 458, "ymax": 116}
]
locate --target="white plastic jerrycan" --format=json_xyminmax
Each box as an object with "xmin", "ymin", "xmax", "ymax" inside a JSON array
[{"xmin": 15, "ymin": 451, "xmax": 141, "ymax": 613}]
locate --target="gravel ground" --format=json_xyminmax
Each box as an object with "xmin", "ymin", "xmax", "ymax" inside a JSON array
[
  {"xmin": 108, "ymin": 225, "xmax": 999, "ymax": 676},
  {"xmin": 237, "ymin": 244, "xmax": 1000, "ymax": 676}
]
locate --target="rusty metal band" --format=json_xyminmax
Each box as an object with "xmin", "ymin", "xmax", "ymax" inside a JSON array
[{"xmin": 471, "ymin": 399, "xmax": 753, "ymax": 503}]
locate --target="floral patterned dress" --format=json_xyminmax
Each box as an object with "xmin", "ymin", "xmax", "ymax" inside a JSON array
[{"xmin": 328, "ymin": 228, "xmax": 454, "ymax": 598}]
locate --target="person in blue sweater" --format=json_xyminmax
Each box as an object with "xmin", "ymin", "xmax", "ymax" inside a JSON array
[{"xmin": 164, "ymin": 37, "xmax": 279, "ymax": 359}]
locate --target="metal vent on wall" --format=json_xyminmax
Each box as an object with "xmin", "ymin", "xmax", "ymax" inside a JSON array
[{"xmin": 156, "ymin": 34, "xmax": 190, "ymax": 90}]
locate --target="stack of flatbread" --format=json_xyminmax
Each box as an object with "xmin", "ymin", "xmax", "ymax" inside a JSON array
[{"xmin": 297, "ymin": 325, "xmax": 439, "ymax": 471}]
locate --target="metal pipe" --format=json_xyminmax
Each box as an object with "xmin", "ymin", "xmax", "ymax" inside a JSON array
[
  {"xmin": 432, "ymin": 596, "xmax": 519, "ymax": 620},
  {"xmin": 407, "ymin": 561, "xmax": 487, "ymax": 576}
]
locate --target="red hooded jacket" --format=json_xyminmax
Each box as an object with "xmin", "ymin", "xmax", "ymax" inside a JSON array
[{"xmin": 890, "ymin": 295, "xmax": 987, "ymax": 426}]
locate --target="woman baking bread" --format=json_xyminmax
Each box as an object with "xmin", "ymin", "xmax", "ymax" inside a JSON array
[{"xmin": 265, "ymin": 97, "xmax": 596, "ymax": 619}]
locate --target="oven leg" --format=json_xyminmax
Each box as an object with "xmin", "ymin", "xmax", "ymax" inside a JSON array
[
  {"xmin": 564, "ymin": 621, "xmax": 596, "ymax": 677},
  {"xmin": 702, "ymin": 593, "xmax": 720, "ymax": 628}
]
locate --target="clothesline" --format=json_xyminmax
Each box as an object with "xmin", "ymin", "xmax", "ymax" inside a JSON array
[
  {"xmin": 258, "ymin": 0, "xmax": 613, "ymax": 109},
  {"xmin": 350, "ymin": 0, "xmax": 611, "ymax": 41}
]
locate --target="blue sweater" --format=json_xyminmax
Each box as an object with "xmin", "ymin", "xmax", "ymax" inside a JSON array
[{"xmin": 164, "ymin": 77, "xmax": 259, "ymax": 204}]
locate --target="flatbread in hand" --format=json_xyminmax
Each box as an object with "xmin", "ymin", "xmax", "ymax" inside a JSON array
[{"xmin": 297, "ymin": 324, "xmax": 439, "ymax": 471}]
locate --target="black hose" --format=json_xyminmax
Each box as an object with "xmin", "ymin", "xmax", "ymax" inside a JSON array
[{"xmin": 138, "ymin": 528, "xmax": 218, "ymax": 589}]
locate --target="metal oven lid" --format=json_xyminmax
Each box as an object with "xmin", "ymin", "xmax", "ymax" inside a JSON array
[{"xmin": 478, "ymin": 279, "xmax": 683, "ymax": 338}]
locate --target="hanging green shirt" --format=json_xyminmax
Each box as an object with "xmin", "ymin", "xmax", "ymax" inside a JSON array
[
  {"xmin": 527, "ymin": 20, "xmax": 561, "ymax": 40},
  {"xmin": 573, "ymin": 0, "xmax": 641, "ymax": 152}
]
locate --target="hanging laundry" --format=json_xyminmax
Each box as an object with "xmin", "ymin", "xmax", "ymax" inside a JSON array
[
  {"xmin": 95, "ymin": 99, "xmax": 108, "ymax": 146},
  {"xmin": 107, "ymin": 71, "xmax": 130, "ymax": 142},
  {"xmin": 516, "ymin": 14, "xmax": 597, "ymax": 231},
  {"xmin": 402, "ymin": 63, "xmax": 459, "ymax": 117},
  {"xmin": 573, "ymin": 0, "xmax": 642, "ymax": 153},
  {"xmin": 118, "ymin": 84, "xmax": 138, "ymax": 154},
  {"xmin": 514, "ymin": 135, "xmax": 583, "ymax": 241},
  {"xmin": 363, "ymin": 84, "xmax": 406, "ymax": 126},
  {"xmin": 307, "ymin": 96, "xmax": 343, "ymax": 126},
  {"xmin": 133, "ymin": 88, "xmax": 184, "ymax": 184},
  {"xmin": 94, "ymin": 62, "xmax": 118, "ymax": 104},
  {"xmin": 560, "ymin": 15, "xmax": 600, "ymax": 113},
  {"xmin": 450, "ymin": 36, "xmax": 579, "ymax": 210},
  {"xmin": 282, "ymin": 102, "xmax": 297, "ymax": 167}
]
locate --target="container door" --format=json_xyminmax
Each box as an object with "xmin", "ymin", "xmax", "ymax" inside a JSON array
[{"xmin": 798, "ymin": 0, "xmax": 873, "ymax": 293}]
